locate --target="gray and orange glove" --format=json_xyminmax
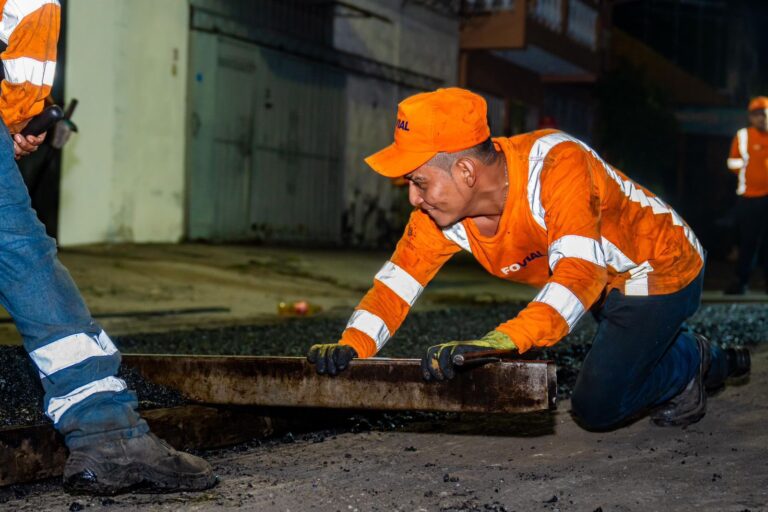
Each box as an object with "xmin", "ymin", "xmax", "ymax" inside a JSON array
[
  {"xmin": 421, "ymin": 330, "xmax": 517, "ymax": 381},
  {"xmin": 307, "ymin": 344, "xmax": 358, "ymax": 376}
]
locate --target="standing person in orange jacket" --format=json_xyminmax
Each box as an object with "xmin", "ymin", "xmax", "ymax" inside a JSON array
[
  {"xmin": 308, "ymin": 88, "xmax": 749, "ymax": 429},
  {"xmin": 0, "ymin": 0, "xmax": 216, "ymax": 494},
  {"xmin": 725, "ymin": 97, "xmax": 768, "ymax": 295}
]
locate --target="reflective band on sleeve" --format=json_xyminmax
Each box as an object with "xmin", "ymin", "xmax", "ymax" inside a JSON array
[
  {"xmin": 527, "ymin": 132, "xmax": 574, "ymax": 231},
  {"xmin": 727, "ymin": 158, "xmax": 745, "ymax": 170},
  {"xmin": 46, "ymin": 376, "xmax": 126, "ymax": 424},
  {"xmin": 442, "ymin": 222, "xmax": 472, "ymax": 253},
  {"xmin": 532, "ymin": 282, "xmax": 585, "ymax": 331},
  {"xmin": 3, "ymin": 57, "xmax": 56, "ymax": 86},
  {"xmin": 736, "ymin": 128, "xmax": 749, "ymax": 196},
  {"xmin": 548, "ymin": 235, "xmax": 606, "ymax": 271},
  {"xmin": 375, "ymin": 261, "xmax": 424, "ymax": 306},
  {"xmin": 0, "ymin": 0, "xmax": 59, "ymax": 43},
  {"xmin": 346, "ymin": 310, "xmax": 391, "ymax": 351},
  {"xmin": 30, "ymin": 331, "xmax": 118, "ymax": 377}
]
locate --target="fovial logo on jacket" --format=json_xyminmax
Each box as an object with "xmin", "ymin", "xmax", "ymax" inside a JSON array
[{"xmin": 501, "ymin": 251, "xmax": 544, "ymax": 275}]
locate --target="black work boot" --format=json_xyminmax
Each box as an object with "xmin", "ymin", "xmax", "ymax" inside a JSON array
[
  {"xmin": 650, "ymin": 334, "xmax": 711, "ymax": 427},
  {"xmin": 725, "ymin": 347, "xmax": 751, "ymax": 378},
  {"xmin": 63, "ymin": 432, "xmax": 218, "ymax": 495}
]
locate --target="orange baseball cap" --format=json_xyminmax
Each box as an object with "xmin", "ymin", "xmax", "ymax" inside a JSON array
[
  {"xmin": 364, "ymin": 88, "xmax": 491, "ymax": 178},
  {"xmin": 748, "ymin": 96, "xmax": 768, "ymax": 111}
]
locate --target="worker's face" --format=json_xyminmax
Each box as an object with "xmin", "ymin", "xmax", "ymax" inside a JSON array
[
  {"xmin": 405, "ymin": 163, "xmax": 470, "ymax": 228},
  {"xmin": 748, "ymin": 109, "xmax": 768, "ymax": 132}
]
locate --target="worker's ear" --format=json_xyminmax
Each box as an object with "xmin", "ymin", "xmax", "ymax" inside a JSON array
[{"xmin": 454, "ymin": 157, "xmax": 477, "ymax": 188}]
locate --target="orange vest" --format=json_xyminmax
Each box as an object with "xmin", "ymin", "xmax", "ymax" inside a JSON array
[
  {"xmin": 341, "ymin": 130, "xmax": 704, "ymax": 357},
  {"xmin": 728, "ymin": 127, "xmax": 768, "ymax": 197},
  {"xmin": 0, "ymin": 0, "xmax": 60, "ymax": 133}
]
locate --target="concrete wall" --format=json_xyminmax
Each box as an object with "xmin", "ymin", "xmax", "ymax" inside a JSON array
[
  {"xmin": 334, "ymin": 0, "xmax": 459, "ymax": 246},
  {"xmin": 60, "ymin": 0, "xmax": 189, "ymax": 245}
]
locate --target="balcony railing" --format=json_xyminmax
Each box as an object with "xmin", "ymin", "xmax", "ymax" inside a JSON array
[
  {"xmin": 567, "ymin": 0, "xmax": 598, "ymax": 50},
  {"xmin": 463, "ymin": 0, "xmax": 516, "ymax": 12},
  {"xmin": 462, "ymin": 0, "xmax": 598, "ymax": 50},
  {"xmin": 529, "ymin": 0, "xmax": 562, "ymax": 31}
]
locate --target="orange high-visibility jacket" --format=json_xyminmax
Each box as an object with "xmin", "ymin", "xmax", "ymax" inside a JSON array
[
  {"xmin": 0, "ymin": 0, "xmax": 59, "ymax": 133},
  {"xmin": 340, "ymin": 130, "xmax": 705, "ymax": 357},
  {"xmin": 728, "ymin": 127, "xmax": 768, "ymax": 197}
]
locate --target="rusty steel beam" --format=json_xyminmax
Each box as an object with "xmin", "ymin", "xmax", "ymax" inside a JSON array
[{"xmin": 123, "ymin": 355, "xmax": 557, "ymax": 413}]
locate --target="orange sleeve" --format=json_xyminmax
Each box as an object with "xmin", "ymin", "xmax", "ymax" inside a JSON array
[
  {"xmin": 496, "ymin": 144, "xmax": 607, "ymax": 353},
  {"xmin": 0, "ymin": 0, "xmax": 60, "ymax": 133},
  {"xmin": 339, "ymin": 209, "xmax": 461, "ymax": 357}
]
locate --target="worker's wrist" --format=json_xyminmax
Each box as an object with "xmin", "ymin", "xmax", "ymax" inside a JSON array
[
  {"xmin": 480, "ymin": 330, "xmax": 517, "ymax": 350},
  {"xmin": 340, "ymin": 329, "xmax": 376, "ymax": 358}
]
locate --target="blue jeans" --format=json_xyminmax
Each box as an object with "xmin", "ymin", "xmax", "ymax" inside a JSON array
[
  {"xmin": 0, "ymin": 123, "xmax": 146, "ymax": 448},
  {"xmin": 571, "ymin": 268, "xmax": 727, "ymax": 430}
]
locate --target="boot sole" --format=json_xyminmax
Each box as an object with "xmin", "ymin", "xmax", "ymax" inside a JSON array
[{"xmin": 63, "ymin": 458, "xmax": 218, "ymax": 496}]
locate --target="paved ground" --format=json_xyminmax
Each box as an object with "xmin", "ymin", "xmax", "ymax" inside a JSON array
[{"xmin": 3, "ymin": 345, "xmax": 766, "ymax": 511}]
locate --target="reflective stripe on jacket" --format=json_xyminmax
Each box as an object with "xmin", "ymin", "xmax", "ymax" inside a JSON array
[
  {"xmin": 728, "ymin": 127, "xmax": 768, "ymax": 197},
  {"xmin": 341, "ymin": 130, "xmax": 704, "ymax": 357},
  {"xmin": 0, "ymin": 0, "xmax": 59, "ymax": 132}
]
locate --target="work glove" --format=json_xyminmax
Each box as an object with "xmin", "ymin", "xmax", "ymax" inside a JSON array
[
  {"xmin": 421, "ymin": 330, "xmax": 517, "ymax": 381},
  {"xmin": 307, "ymin": 343, "xmax": 358, "ymax": 376}
]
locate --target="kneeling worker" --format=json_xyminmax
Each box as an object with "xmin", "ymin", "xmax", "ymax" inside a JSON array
[{"xmin": 308, "ymin": 88, "xmax": 749, "ymax": 429}]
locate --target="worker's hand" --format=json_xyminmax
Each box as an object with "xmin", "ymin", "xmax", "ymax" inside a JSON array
[
  {"xmin": 307, "ymin": 343, "xmax": 358, "ymax": 376},
  {"xmin": 421, "ymin": 330, "xmax": 517, "ymax": 381},
  {"xmin": 13, "ymin": 132, "xmax": 46, "ymax": 160}
]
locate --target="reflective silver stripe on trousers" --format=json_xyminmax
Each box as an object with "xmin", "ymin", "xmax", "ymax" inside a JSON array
[
  {"xmin": 736, "ymin": 128, "xmax": 749, "ymax": 196},
  {"xmin": 375, "ymin": 261, "xmax": 423, "ymax": 306},
  {"xmin": 30, "ymin": 330, "xmax": 118, "ymax": 378},
  {"xmin": 442, "ymin": 222, "xmax": 472, "ymax": 253},
  {"xmin": 532, "ymin": 282, "xmax": 585, "ymax": 331},
  {"xmin": 548, "ymin": 235, "xmax": 606, "ymax": 271},
  {"xmin": 527, "ymin": 132, "xmax": 575, "ymax": 230},
  {"xmin": 346, "ymin": 310, "xmax": 391, "ymax": 351},
  {"xmin": 47, "ymin": 376, "xmax": 127, "ymax": 424}
]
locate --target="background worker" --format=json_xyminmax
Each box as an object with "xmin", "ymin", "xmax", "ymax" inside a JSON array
[
  {"xmin": 725, "ymin": 96, "xmax": 768, "ymax": 295},
  {"xmin": 0, "ymin": 0, "xmax": 215, "ymax": 494},
  {"xmin": 308, "ymin": 88, "xmax": 749, "ymax": 430}
]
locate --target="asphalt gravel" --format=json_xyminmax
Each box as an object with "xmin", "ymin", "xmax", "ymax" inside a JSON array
[
  {"xmin": 0, "ymin": 348, "xmax": 188, "ymax": 428},
  {"xmin": 1, "ymin": 302, "xmax": 765, "ymax": 428}
]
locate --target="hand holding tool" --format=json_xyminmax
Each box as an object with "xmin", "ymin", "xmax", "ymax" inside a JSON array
[
  {"xmin": 21, "ymin": 104, "xmax": 64, "ymax": 136},
  {"xmin": 421, "ymin": 330, "xmax": 517, "ymax": 381}
]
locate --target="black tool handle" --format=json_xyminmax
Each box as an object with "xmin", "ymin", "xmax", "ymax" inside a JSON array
[{"xmin": 20, "ymin": 105, "xmax": 64, "ymax": 136}]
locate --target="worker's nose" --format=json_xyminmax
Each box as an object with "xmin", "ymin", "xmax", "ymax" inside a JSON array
[{"xmin": 408, "ymin": 183, "xmax": 423, "ymax": 208}]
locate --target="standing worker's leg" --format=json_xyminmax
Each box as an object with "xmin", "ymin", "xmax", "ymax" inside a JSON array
[
  {"xmin": 0, "ymin": 126, "xmax": 215, "ymax": 494},
  {"xmin": 571, "ymin": 270, "xmax": 731, "ymax": 430},
  {"xmin": 728, "ymin": 197, "xmax": 763, "ymax": 294},
  {"xmin": 758, "ymin": 197, "xmax": 768, "ymax": 293}
]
